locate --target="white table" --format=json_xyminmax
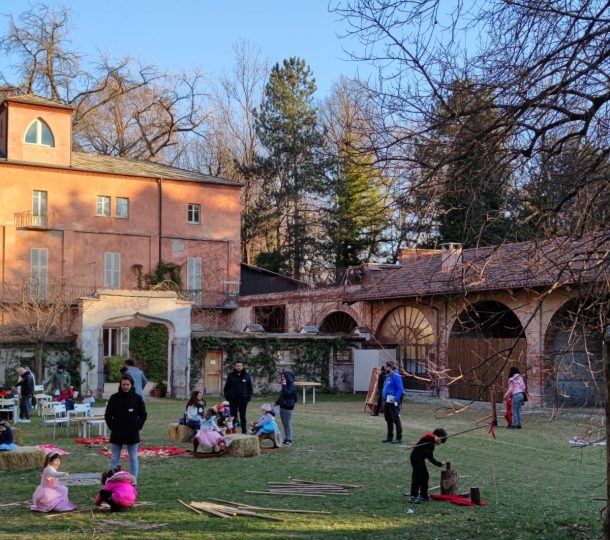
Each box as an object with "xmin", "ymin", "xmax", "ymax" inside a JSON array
[{"xmin": 295, "ymin": 381, "xmax": 322, "ymax": 404}]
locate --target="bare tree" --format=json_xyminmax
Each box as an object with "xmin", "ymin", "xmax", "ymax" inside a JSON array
[
  {"xmin": 0, "ymin": 4, "xmax": 208, "ymax": 162},
  {"xmin": 0, "ymin": 277, "xmax": 78, "ymax": 381},
  {"xmin": 177, "ymin": 40, "xmax": 270, "ymax": 262}
]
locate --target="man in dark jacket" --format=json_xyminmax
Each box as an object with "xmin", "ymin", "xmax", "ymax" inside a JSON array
[
  {"xmin": 105, "ymin": 373, "xmax": 147, "ymax": 481},
  {"xmin": 14, "ymin": 367, "xmax": 35, "ymax": 422},
  {"xmin": 275, "ymin": 370, "xmax": 297, "ymax": 446},
  {"xmin": 223, "ymin": 362, "xmax": 253, "ymax": 434}
]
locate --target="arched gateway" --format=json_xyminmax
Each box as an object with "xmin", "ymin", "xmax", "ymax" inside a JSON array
[{"xmin": 77, "ymin": 290, "xmax": 192, "ymax": 399}]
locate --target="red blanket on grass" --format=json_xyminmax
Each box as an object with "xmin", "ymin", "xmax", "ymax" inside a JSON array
[
  {"xmin": 97, "ymin": 446, "xmax": 189, "ymax": 459},
  {"xmin": 74, "ymin": 436, "xmax": 109, "ymax": 446},
  {"xmin": 430, "ymin": 494, "xmax": 488, "ymax": 506}
]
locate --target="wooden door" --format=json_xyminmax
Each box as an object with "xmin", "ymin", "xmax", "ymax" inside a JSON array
[
  {"xmin": 447, "ymin": 338, "xmax": 527, "ymax": 402},
  {"xmin": 203, "ymin": 350, "xmax": 223, "ymax": 395}
]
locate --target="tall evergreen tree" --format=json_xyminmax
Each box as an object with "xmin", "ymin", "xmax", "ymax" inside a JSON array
[
  {"xmin": 321, "ymin": 80, "xmax": 390, "ymax": 270},
  {"xmin": 419, "ymin": 81, "xmax": 516, "ymax": 247},
  {"xmin": 254, "ymin": 57, "xmax": 326, "ymax": 280}
]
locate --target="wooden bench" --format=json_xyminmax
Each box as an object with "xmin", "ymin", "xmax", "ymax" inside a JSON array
[
  {"xmin": 167, "ymin": 422, "xmax": 194, "ymax": 443},
  {"xmin": 0, "ymin": 445, "xmax": 45, "ymax": 471}
]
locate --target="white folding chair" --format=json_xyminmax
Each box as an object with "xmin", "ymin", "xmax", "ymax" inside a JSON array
[
  {"xmin": 68, "ymin": 403, "xmax": 91, "ymax": 435},
  {"xmin": 42, "ymin": 403, "xmax": 68, "ymax": 439},
  {"xmin": 0, "ymin": 398, "xmax": 16, "ymax": 422},
  {"xmin": 85, "ymin": 407, "xmax": 108, "ymax": 438}
]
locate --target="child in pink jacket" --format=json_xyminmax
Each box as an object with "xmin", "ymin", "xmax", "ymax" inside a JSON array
[{"xmin": 95, "ymin": 467, "xmax": 137, "ymax": 512}]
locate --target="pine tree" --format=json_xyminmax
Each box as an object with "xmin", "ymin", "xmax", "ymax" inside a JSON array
[{"xmin": 254, "ymin": 57, "xmax": 326, "ymax": 280}]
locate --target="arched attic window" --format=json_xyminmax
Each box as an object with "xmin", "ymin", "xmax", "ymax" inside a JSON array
[{"xmin": 24, "ymin": 118, "xmax": 55, "ymax": 147}]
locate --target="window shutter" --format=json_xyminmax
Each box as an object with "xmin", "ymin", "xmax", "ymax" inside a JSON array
[
  {"xmin": 187, "ymin": 257, "xmax": 202, "ymax": 302},
  {"xmin": 120, "ymin": 327, "xmax": 130, "ymax": 358},
  {"xmin": 104, "ymin": 252, "xmax": 121, "ymax": 288},
  {"xmin": 30, "ymin": 248, "xmax": 48, "ymax": 298}
]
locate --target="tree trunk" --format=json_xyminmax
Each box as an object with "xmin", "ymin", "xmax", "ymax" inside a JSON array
[{"xmin": 603, "ymin": 326, "xmax": 610, "ymax": 540}]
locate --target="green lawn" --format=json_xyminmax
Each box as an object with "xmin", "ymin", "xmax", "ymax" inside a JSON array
[{"xmin": 0, "ymin": 395, "xmax": 604, "ymax": 539}]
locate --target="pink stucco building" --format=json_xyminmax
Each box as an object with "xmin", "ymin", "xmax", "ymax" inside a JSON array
[{"xmin": 0, "ymin": 95, "xmax": 241, "ymax": 398}]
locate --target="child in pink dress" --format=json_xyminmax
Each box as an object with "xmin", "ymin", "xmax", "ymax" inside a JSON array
[
  {"xmin": 31, "ymin": 452, "xmax": 76, "ymax": 512},
  {"xmin": 95, "ymin": 466, "xmax": 137, "ymax": 512},
  {"xmin": 193, "ymin": 408, "xmax": 227, "ymax": 454}
]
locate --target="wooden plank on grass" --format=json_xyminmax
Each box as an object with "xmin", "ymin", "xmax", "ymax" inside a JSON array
[
  {"xmin": 245, "ymin": 490, "xmax": 325, "ymax": 497},
  {"xmin": 205, "ymin": 498, "xmax": 331, "ymax": 514}
]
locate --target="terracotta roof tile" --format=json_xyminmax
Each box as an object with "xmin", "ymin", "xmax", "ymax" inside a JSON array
[
  {"xmin": 346, "ymin": 233, "xmax": 610, "ymax": 301},
  {"xmin": 70, "ymin": 152, "xmax": 242, "ymax": 186},
  {"xmin": 2, "ymin": 94, "xmax": 74, "ymax": 111}
]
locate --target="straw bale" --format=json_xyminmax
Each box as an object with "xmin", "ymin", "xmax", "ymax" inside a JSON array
[
  {"xmin": 168, "ymin": 423, "xmax": 194, "ymax": 443},
  {"xmin": 0, "ymin": 445, "xmax": 45, "ymax": 471},
  {"xmin": 225, "ymin": 434, "xmax": 260, "ymax": 457},
  {"xmin": 11, "ymin": 427, "xmax": 24, "ymax": 445}
]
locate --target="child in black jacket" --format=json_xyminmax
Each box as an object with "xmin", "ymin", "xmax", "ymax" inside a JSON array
[{"xmin": 409, "ymin": 428, "xmax": 447, "ymax": 503}]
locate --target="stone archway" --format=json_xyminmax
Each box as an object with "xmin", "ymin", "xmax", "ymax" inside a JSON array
[
  {"xmin": 77, "ymin": 290, "xmax": 192, "ymax": 399},
  {"xmin": 543, "ymin": 298, "xmax": 604, "ymax": 407}
]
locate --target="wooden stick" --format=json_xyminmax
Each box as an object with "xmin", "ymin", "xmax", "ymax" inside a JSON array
[
  {"xmin": 188, "ymin": 502, "xmax": 231, "ymax": 519},
  {"xmin": 177, "ymin": 499, "xmax": 203, "ymax": 515},
  {"xmin": 195, "ymin": 502, "xmax": 237, "ymax": 516},
  {"xmin": 290, "ymin": 479, "xmax": 363, "ymax": 488},
  {"xmin": 205, "ymin": 498, "xmax": 330, "ymax": 514},
  {"xmin": 245, "ymin": 490, "xmax": 325, "ymax": 497}
]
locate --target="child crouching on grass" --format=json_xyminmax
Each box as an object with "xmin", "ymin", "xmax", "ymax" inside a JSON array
[
  {"xmin": 95, "ymin": 466, "xmax": 137, "ymax": 512},
  {"xmin": 409, "ymin": 428, "xmax": 447, "ymax": 504}
]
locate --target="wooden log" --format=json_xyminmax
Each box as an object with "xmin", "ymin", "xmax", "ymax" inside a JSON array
[
  {"xmin": 440, "ymin": 462, "xmax": 459, "ymax": 495},
  {"xmin": 470, "ymin": 487, "xmax": 481, "ymax": 506}
]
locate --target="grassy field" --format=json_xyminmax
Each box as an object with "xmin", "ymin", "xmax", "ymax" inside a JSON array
[{"xmin": 0, "ymin": 394, "xmax": 605, "ymax": 540}]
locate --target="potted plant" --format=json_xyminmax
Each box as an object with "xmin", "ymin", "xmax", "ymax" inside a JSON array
[{"xmin": 150, "ymin": 381, "xmax": 167, "ymax": 398}]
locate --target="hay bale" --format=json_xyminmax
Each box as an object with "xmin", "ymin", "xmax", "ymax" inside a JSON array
[
  {"xmin": 168, "ymin": 423, "xmax": 194, "ymax": 443},
  {"xmin": 0, "ymin": 445, "xmax": 45, "ymax": 471},
  {"xmin": 225, "ymin": 434, "xmax": 260, "ymax": 458},
  {"xmin": 11, "ymin": 427, "xmax": 24, "ymax": 446}
]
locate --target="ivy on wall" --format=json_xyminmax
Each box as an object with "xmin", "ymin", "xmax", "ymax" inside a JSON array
[
  {"xmin": 130, "ymin": 324, "xmax": 168, "ymax": 384},
  {"xmin": 190, "ymin": 336, "xmax": 347, "ymax": 392},
  {"xmin": 40, "ymin": 342, "xmax": 92, "ymax": 389}
]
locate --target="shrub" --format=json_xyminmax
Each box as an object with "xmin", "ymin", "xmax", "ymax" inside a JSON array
[{"xmin": 105, "ymin": 356, "xmax": 124, "ymax": 382}]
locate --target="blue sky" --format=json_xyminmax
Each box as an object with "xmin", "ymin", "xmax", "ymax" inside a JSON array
[{"xmin": 0, "ymin": 1, "xmax": 370, "ymax": 99}]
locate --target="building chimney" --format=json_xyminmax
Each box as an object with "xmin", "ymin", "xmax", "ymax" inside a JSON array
[
  {"xmin": 398, "ymin": 247, "xmax": 442, "ymax": 264},
  {"xmin": 440, "ymin": 243, "xmax": 463, "ymax": 273}
]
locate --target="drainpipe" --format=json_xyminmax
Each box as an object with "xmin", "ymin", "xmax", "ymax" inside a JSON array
[{"xmin": 157, "ymin": 178, "xmax": 163, "ymax": 265}]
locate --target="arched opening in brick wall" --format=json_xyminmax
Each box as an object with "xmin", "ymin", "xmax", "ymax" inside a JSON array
[
  {"xmin": 377, "ymin": 306, "xmax": 435, "ymax": 390},
  {"xmin": 543, "ymin": 298, "xmax": 604, "ymax": 407},
  {"xmin": 319, "ymin": 311, "xmax": 358, "ymax": 334},
  {"xmin": 448, "ymin": 301, "xmax": 526, "ymax": 402}
]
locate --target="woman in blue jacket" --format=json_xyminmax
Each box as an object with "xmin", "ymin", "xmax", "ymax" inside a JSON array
[{"xmin": 274, "ymin": 370, "xmax": 297, "ymax": 446}]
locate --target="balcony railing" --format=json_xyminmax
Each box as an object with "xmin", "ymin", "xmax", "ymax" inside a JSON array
[
  {"xmin": 14, "ymin": 211, "xmax": 53, "ymax": 229},
  {"xmin": 0, "ymin": 282, "xmax": 97, "ymax": 303},
  {"xmin": 181, "ymin": 281, "xmax": 239, "ymax": 309}
]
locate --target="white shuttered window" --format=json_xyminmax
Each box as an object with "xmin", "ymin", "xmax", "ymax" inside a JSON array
[
  {"xmin": 104, "ymin": 252, "xmax": 121, "ymax": 288},
  {"xmin": 30, "ymin": 248, "xmax": 48, "ymax": 298},
  {"xmin": 187, "ymin": 257, "xmax": 202, "ymax": 303}
]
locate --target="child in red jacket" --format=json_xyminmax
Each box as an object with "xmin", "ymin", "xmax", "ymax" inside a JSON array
[
  {"xmin": 95, "ymin": 467, "xmax": 137, "ymax": 512},
  {"xmin": 409, "ymin": 428, "xmax": 448, "ymax": 503}
]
